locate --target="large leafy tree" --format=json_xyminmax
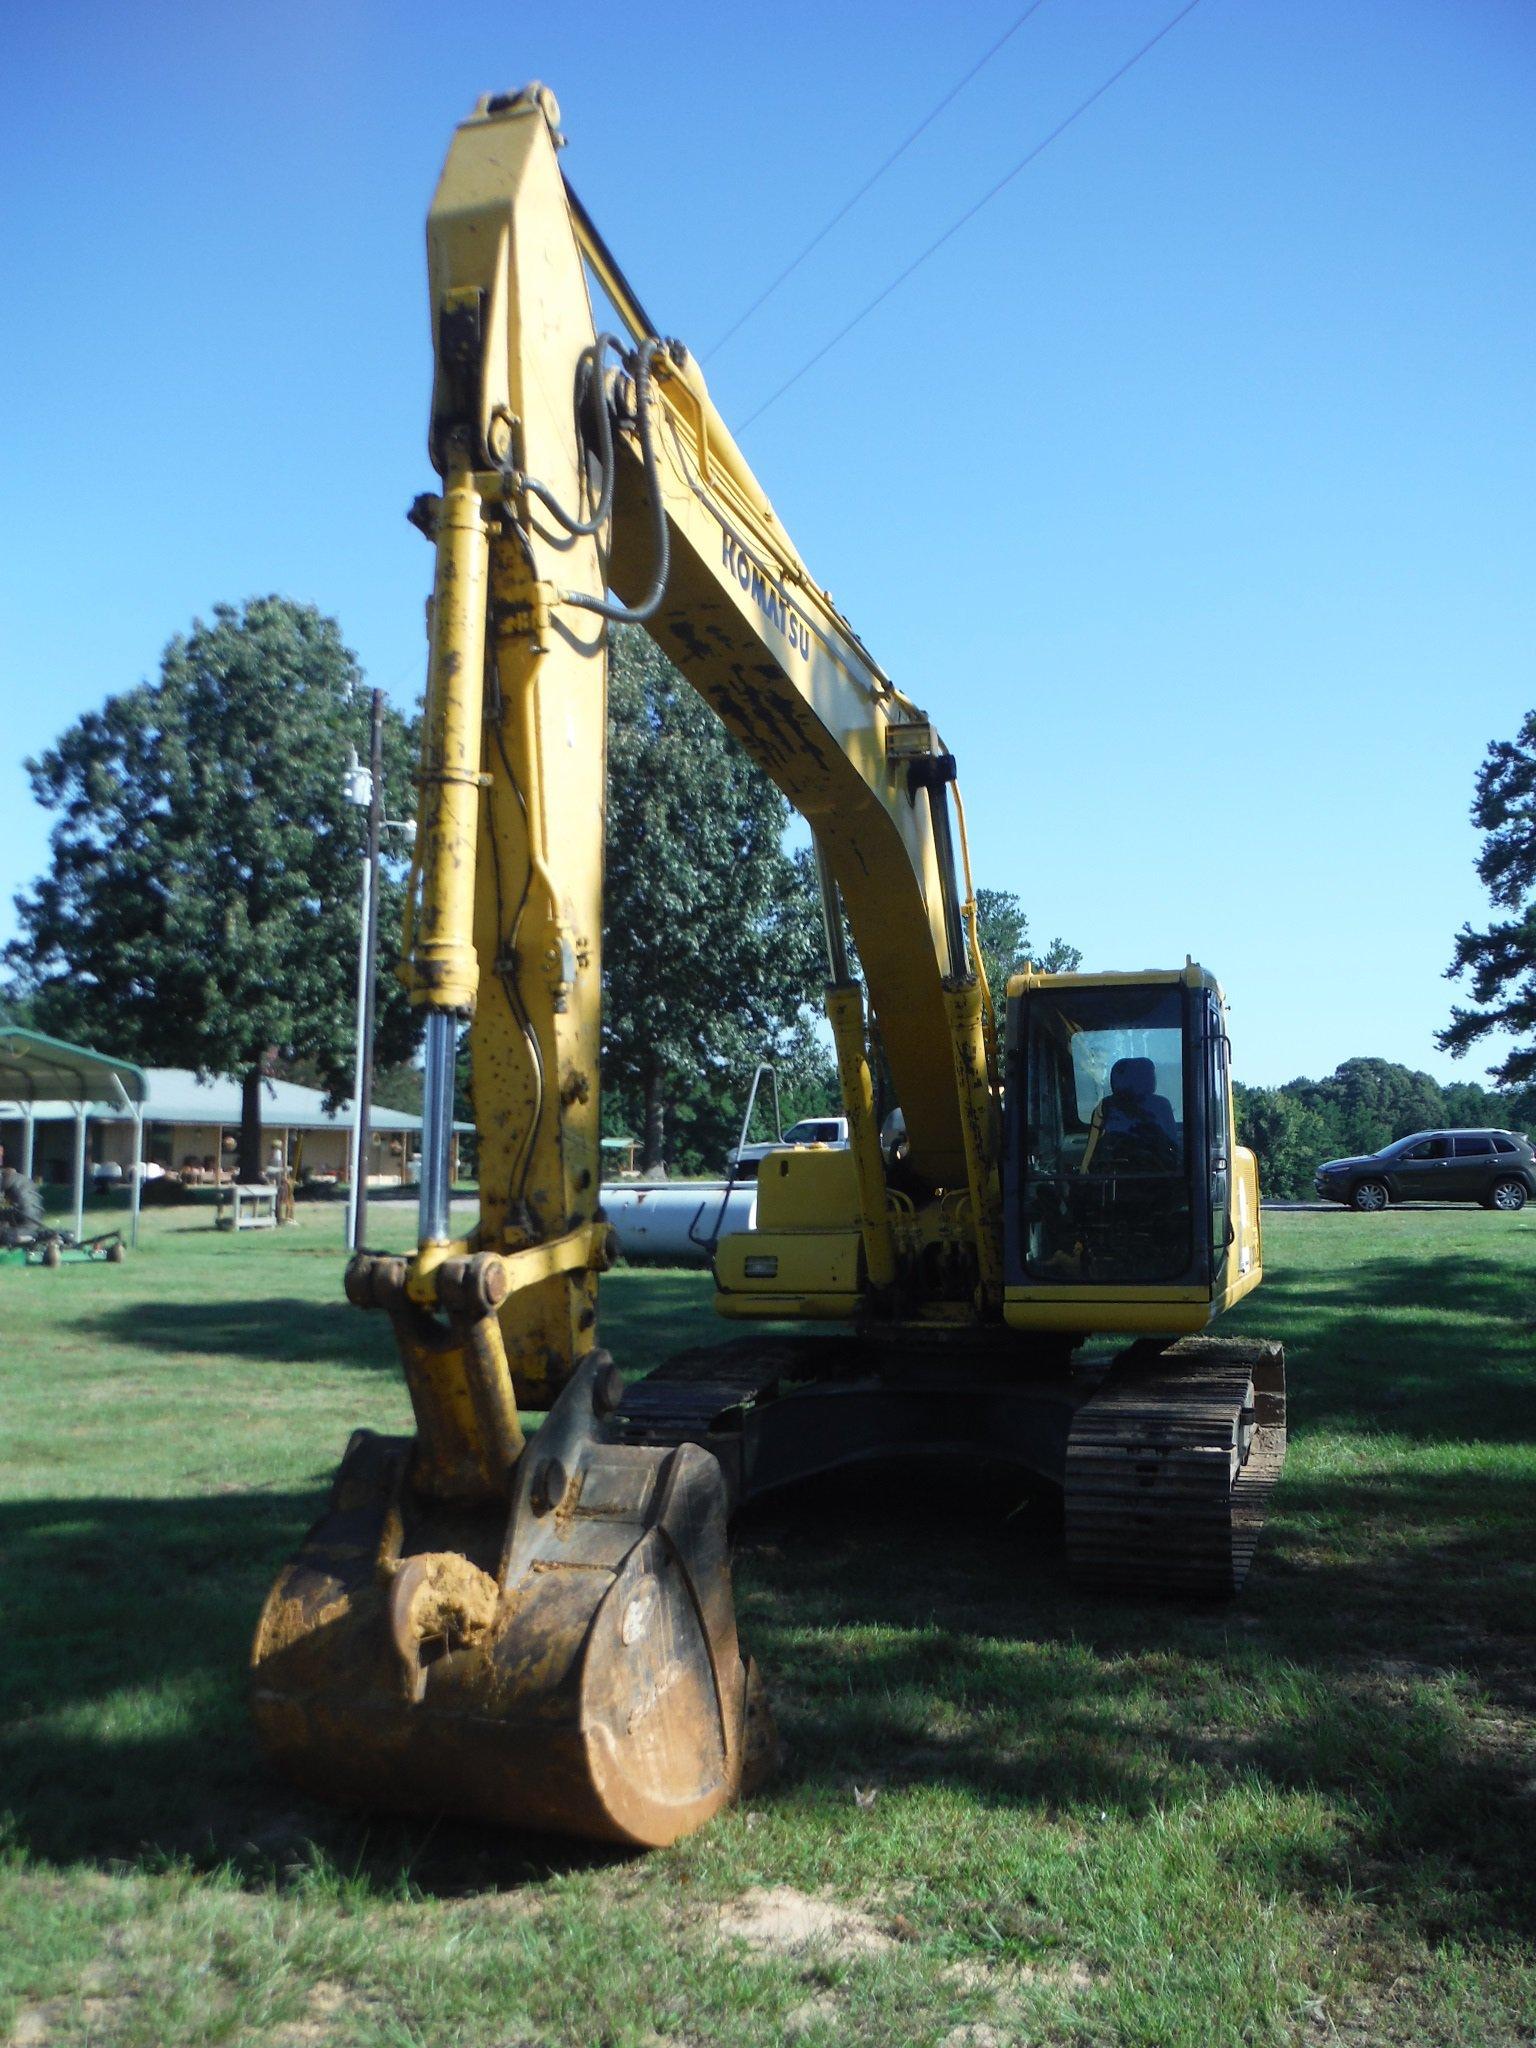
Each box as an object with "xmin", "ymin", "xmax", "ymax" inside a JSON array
[
  {"xmin": 1284, "ymin": 1056, "xmax": 1446, "ymax": 1161},
  {"xmin": 6, "ymin": 597, "xmax": 420, "ymax": 1178},
  {"xmin": 1231, "ymin": 1082, "xmax": 1332, "ymax": 1200},
  {"xmin": 1439, "ymin": 705, "xmax": 1536, "ymax": 1086},
  {"xmin": 602, "ymin": 628, "xmax": 826, "ymax": 1174},
  {"xmin": 972, "ymin": 887, "xmax": 1081, "ymax": 997}
]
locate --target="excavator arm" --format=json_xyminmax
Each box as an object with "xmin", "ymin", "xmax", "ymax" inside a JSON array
[{"xmin": 253, "ymin": 84, "xmax": 988, "ymax": 1845}]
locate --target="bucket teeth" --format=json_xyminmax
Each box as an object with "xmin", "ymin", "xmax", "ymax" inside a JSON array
[{"xmin": 251, "ymin": 1352, "xmax": 769, "ymax": 1848}]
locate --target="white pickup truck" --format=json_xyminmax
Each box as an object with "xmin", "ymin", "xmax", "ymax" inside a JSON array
[{"xmin": 725, "ymin": 1114, "xmax": 850, "ymax": 1174}]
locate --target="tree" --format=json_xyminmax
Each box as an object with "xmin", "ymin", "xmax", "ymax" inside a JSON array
[
  {"xmin": 0, "ymin": 986, "xmax": 36, "ymax": 1029},
  {"xmin": 1439, "ymin": 705, "xmax": 1536, "ymax": 1087},
  {"xmin": 602, "ymin": 628, "xmax": 826, "ymax": 1174},
  {"xmin": 6, "ymin": 598, "xmax": 421, "ymax": 1180},
  {"xmin": 972, "ymin": 887, "xmax": 1082, "ymax": 997},
  {"xmin": 1232, "ymin": 1053, "xmax": 1533, "ymax": 1198},
  {"xmin": 1441, "ymin": 1077, "xmax": 1515, "ymax": 1129},
  {"xmin": 1286, "ymin": 1056, "xmax": 1446, "ymax": 1160},
  {"xmin": 1232, "ymin": 1082, "xmax": 1331, "ymax": 1199}
]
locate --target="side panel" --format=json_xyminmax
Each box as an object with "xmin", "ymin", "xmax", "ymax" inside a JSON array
[
  {"xmin": 1222, "ymin": 1148, "xmax": 1263, "ymax": 1312},
  {"xmin": 715, "ymin": 1147, "xmax": 864, "ymax": 1317}
]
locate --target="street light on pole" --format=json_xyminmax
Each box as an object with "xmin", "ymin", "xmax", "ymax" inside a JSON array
[
  {"xmin": 344, "ymin": 698, "xmax": 381, "ymax": 1251},
  {"xmin": 344, "ymin": 693, "xmax": 416, "ymax": 1253}
]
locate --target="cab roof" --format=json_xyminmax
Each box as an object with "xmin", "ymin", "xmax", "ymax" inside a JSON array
[{"xmin": 1005, "ymin": 959, "xmax": 1223, "ymax": 1003}]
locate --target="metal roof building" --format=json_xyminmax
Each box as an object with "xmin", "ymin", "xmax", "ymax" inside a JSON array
[
  {"xmin": 104, "ymin": 1067, "xmax": 430, "ymax": 1134},
  {"xmin": 1, "ymin": 1056, "xmax": 455, "ymax": 1215},
  {"xmin": 0, "ymin": 1026, "xmax": 150, "ymax": 1244}
]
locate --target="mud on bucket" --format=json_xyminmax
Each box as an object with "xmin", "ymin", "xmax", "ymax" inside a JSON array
[{"xmin": 251, "ymin": 1353, "xmax": 773, "ymax": 1848}]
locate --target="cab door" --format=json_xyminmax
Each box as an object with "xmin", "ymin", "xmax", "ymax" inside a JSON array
[
  {"xmin": 1204, "ymin": 994, "xmax": 1231, "ymax": 1294},
  {"xmin": 1393, "ymin": 1134, "xmax": 1451, "ymax": 1201}
]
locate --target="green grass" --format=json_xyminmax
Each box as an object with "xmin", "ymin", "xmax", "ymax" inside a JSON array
[{"xmin": 3, "ymin": 1202, "xmax": 1535, "ymax": 2045}]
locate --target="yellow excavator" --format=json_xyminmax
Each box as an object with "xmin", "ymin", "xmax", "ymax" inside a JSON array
[{"xmin": 251, "ymin": 86, "xmax": 1286, "ymax": 1849}]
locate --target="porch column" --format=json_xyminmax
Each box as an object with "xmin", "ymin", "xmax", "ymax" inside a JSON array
[
  {"xmin": 71, "ymin": 1103, "xmax": 87, "ymax": 1243},
  {"xmin": 130, "ymin": 1104, "xmax": 143, "ymax": 1249}
]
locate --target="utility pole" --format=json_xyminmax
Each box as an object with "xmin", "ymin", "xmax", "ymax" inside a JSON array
[{"xmin": 351, "ymin": 689, "xmax": 385, "ymax": 1252}]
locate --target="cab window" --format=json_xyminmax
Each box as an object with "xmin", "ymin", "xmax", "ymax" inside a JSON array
[
  {"xmin": 1403, "ymin": 1136, "xmax": 1450, "ymax": 1160},
  {"xmin": 1024, "ymin": 986, "xmax": 1185, "ymax": 1179},
  {"xmin": 1019, "ymin": 983, "xmax": 1191, "ymax": 1284}
]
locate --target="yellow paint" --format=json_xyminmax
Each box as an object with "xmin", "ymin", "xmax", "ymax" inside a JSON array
[
  {"xmin": 824, "ymin": 983, "xmax": 897, "ymax": 1292},
  {"xmin": 406, "ymin": 1236, "xmax": 475, "ymax": 1307},
  {"xmin": 942, "ymin": 977, "xmax": 1003, "ymax": 1311}
]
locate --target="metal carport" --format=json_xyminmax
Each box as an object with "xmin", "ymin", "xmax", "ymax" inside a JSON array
[{"xmin": 0, "ymin": 1026, "xmax": 150, "ymax": 1248}]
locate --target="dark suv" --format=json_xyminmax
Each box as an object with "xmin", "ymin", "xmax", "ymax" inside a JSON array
[{"xmin": 1314, "ymin": 1129, "xmax": 1534, "ymax": 1212}]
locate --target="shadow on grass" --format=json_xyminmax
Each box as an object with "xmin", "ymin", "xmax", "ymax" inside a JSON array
[
  {"xmin": 4, "ymin": 1454, "xmax": 1534, "ymax": 1941},
  {"xmin": 75, "ymin": 1297, "xmax": 399, "ymax": 1371},
  {"xmin": 0, "ymin": 1488, "xmax": 620, "ymax": 1893},
  {"xmin": 70, "ymin": 1271, "xmax": 724, "ymax": 1380},
  {"xmin": 730, "ymin": 1458, "xmax": 1536, "ymax": 1941},
  {"xmin": 1228, "ymin": 1248, "xmax": 1536, "ymax": 1445}
]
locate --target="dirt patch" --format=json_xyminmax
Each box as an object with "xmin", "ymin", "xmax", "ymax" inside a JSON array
[
  {"xmin": 10, "ymin": 1997, "xmax": 132, "ymax": 2046},
  {"xmin": 394, "ymin": 1552, "xmax": 499, "ymax": 1645},
  {"xmin": 945, "ymin": 1956, "xmax": 1103, "ymax": 1995},
  {"xmin": 785, "ymin": 1992, "xmax": 842, "ymax": 2033},
  {"xmin": 269, "ymin": 1979, "xmax": 381, "ymax": 2045},
  {"xmin": 713, "ymin": 1886, "xmax": 899, "ymax": 1960},
  {"xmin": 456, "ymin": 1885, "xmax": 547, "ymax": 1919}
]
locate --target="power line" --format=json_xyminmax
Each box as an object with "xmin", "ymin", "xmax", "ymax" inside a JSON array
[
  {"xmin": 737, "ymin": 0, "xmax": 1208, "ymax": 431},
  {"xmin": 705, "ymin": 0, "xmax": 1054, "ymax": 361}
]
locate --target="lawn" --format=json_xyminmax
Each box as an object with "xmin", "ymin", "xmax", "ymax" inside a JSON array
[{"xmin": 2, "ymin": 1201, "xmax": 1534, "ymax": 2046}]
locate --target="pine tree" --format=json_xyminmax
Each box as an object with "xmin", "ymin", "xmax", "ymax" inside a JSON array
[{"xmin": 1440, "ymin": 705, "xmax": 1536, "ymax": 1086}]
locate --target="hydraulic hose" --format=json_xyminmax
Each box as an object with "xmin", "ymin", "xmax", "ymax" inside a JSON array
[
  {"xmin": 560, "ymin": 341, "xmax": 671, "ymax": 625},
  {"xmin": 509, "ymin": 334, "xmax": 624, "ymax": 538}
]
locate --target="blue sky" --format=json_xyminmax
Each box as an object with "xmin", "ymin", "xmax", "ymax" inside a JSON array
[{"xmin": 3, "ymin": 0, "xmax": 1532, "ymax": 1089}]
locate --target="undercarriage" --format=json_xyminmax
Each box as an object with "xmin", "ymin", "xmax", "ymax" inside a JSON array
[{"xmin": 619, "ymin": 1329, "xmax": 1287, "ymax": 1599}]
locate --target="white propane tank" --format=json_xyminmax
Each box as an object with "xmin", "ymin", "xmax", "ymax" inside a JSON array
[{"xmin": 600, "ymin": 1181, "xmax": 757, "ymax": 1263}]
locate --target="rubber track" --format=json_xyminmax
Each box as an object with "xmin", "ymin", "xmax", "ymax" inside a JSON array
[
  {"xmin": 1065, "ymin": 1335, "xmax": 1287, "ymax": 1599},
  {"xmin": 618, "ymin": 1339, "xmax": 799, "ymax": 1444}
]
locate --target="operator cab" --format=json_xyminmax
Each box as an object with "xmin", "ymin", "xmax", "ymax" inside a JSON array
[{"xmin": 1001, "ymin": 964, "xmax": 1261, "ymax": 1335}]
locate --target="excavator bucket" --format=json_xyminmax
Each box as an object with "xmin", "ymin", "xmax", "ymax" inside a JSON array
[{"xmin": 251, "ymin": 1353, "xmax": 771, "ymax": 1847}]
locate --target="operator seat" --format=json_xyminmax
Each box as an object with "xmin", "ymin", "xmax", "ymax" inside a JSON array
[{"xmin": 1082, "ymin": 1057, "xmax": 1180, "ymax": 1172}]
